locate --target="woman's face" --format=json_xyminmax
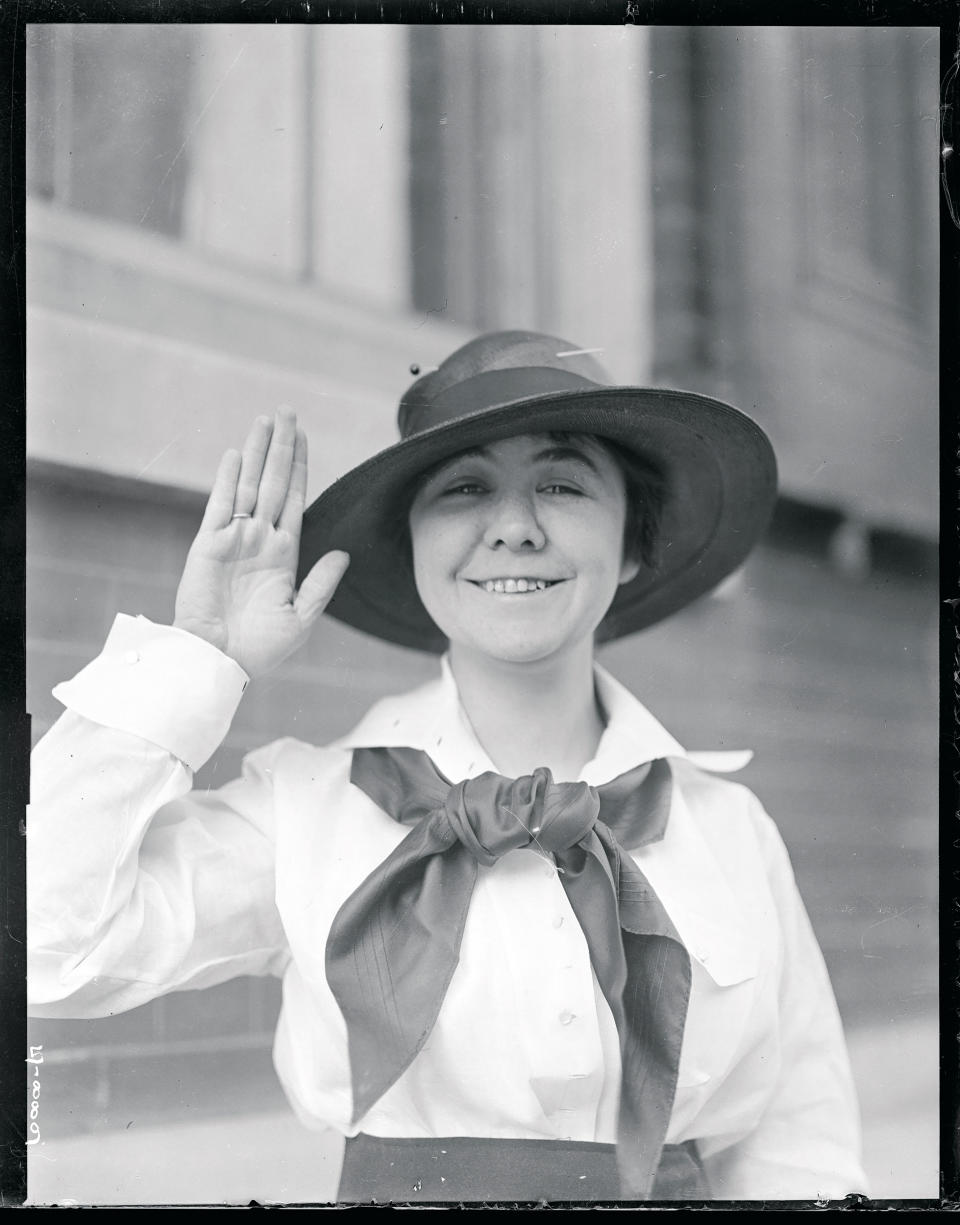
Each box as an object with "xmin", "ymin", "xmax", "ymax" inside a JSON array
[{"xmin": 408, "ymin": 433, "xmax": 640, "ymax": 667}]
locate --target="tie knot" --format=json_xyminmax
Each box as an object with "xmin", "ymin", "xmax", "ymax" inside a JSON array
[{"xmin": 442, "ymin": 768, "xmax": 601, "ymax": 865}]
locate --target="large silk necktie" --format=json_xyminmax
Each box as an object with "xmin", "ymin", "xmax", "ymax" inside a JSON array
[{"xmin": 325, "ymin": 747, "xmax": 692, "ymax": 1199}]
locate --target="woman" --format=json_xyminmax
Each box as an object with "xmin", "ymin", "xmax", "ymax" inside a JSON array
[{"xmin": 28, "ymin": 330, "xmax": 867, "ymax": 1202}]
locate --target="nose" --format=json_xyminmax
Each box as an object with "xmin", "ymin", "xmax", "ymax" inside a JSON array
[{"xmin": 482, "ymin": 491, "xmax": 546, "ymax": 551}]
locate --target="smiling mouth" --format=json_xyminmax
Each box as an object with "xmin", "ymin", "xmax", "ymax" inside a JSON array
[{"xmin": 468, "ymin": 578, "xmax": 563, "ymax": 594}]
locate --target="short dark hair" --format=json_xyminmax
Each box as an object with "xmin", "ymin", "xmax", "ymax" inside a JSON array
[{"xmin": 390, "ymin": 431, "xmax": 665, "ymax": 573}]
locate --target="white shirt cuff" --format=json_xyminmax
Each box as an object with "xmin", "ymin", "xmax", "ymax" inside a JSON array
[{"xmin": 52, "ymin": 614, "xmax": 249, "ymax": 772}]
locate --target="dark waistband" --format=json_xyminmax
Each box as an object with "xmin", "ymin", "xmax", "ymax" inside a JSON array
[{"xmin": 338, "ymin": 1133, "xmax": 708, "ymax": 1203}]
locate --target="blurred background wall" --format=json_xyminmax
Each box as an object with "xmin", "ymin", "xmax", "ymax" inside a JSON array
[{"xmin": 25, "ymin": 23, "xmax": 939, "ymax": 1202}]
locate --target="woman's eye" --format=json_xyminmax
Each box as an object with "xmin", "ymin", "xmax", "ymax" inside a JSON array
[
  {"xmin": 541, "ymin": 483, "xmax": 582, "ymax": 496},
  {"xmin": 443, "ymin": 482, "xmax": 485, "ymax": 496}
]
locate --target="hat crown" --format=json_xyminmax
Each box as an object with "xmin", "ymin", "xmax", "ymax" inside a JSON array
[{"xmin": 398, "ymin": 330, "xmax": 611, "ymax": 439}]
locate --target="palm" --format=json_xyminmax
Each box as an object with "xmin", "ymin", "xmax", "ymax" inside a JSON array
[{"xmin": 174, "ymin": 409, "xmax": 349, "ymax": 678}]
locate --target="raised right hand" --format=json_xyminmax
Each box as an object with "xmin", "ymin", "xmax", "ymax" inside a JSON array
[{"xmin": 173, "ymin": 407, "xmax": 350, "ymax": 678}]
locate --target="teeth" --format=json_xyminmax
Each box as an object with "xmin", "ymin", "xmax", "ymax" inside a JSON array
[{"xmin": 481, "ymin": 579, "xmax": 552, "ymax": 593}]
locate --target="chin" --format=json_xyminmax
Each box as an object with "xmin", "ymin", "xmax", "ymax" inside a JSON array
[
  {"xmin": 457, "ymin": 626, "xmax": 595, "ymax": 667},
  {"xmin": 484, "ymin": 643, "xmax": 558, "ymax": 665}
]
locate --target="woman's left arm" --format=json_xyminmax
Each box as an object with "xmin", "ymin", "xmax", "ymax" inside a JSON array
[{"xmin": 699, "ymin": 802, "xmax": 870, "ymax": 1200}]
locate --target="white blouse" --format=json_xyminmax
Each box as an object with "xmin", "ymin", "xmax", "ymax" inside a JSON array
[{"xmin": 28, "ymin": 614, "xmax": 867, "ymax": 1200}]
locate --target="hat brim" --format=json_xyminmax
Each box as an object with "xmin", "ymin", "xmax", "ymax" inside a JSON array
[{"xmin": 298, "ymin": 387, "xmax": 778, "ymax": 653}]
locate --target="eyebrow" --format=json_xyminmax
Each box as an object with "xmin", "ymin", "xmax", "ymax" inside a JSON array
[
  {"xmin": 421, "ymin": 442, "xmax": 602, "ymax": 488},
  {"xmin": 530, "ymin": 445, "xmax": 601, "ymax": 473},
  {"xmin": 419, "ymin": 448, "xmax": 488, "ymax": 484},
  {"xmin": 437, "ymin": 444, "xmax": 600, "ymax": 471},
  {"xmin": 441, "ymin": 447, "xmax": 487, "ymax": 466}
]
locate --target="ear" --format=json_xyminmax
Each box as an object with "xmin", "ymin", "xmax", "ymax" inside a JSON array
[{"xmin": 619, "ymin": 556, "xmax": 641, "ymax": 585}]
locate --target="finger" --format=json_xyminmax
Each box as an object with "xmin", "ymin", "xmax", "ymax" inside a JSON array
[
  {"xmin": 234, "ymin": 415, "xmax": 274, "ymax": 515},
  {"xmin": 277, "ymin": 426, "xmax": 309, "ymax": 539},
  {"xmin": 294, "ymin": 551, "xmax": 350, "ymax": 629},
  {"xmin": 200, "ymin": 449, "xmax": 243, "ymax": 532},
  {"xmin": 255, "ymin": 406, "xmax": 298, "ymax": 525}
]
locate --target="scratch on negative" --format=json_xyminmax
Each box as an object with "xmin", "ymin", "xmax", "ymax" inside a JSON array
[
  {"xmin": 138, "ymin": 43, "xmax": 249, "ymax": 226},
  {"xmin": 859, "ymin": 903, "xmax": 927, "ymax": 954},
  {"xmin": 137, "ymin": 435, "xmax": 182, "ymax": 478},
  {"xmin": 500, "ymin": 806, "xmax": 563, "ymax": 873}
]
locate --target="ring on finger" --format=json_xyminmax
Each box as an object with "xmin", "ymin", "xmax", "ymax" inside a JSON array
[{"xmin": 231, "ymin": 512, "xmax": 253, "ymax": 520}]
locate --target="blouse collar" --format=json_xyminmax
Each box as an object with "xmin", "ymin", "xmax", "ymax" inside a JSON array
[{"xmin": 336, "ymin": 654, "xmax": 752, "ymax": 785}]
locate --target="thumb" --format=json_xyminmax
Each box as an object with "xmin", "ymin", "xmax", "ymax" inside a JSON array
[{"xmin": 294, "ymin": 550, "xmax": 350, "ymax": 628}]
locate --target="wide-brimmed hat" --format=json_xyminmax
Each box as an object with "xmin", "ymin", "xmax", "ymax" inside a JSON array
[{"xmin": 297, "ymin": 330, "xmax": 777, "ymax": 652}]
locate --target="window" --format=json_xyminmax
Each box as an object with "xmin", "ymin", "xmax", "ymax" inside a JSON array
[{"xmin": 27, "ymin": 24, "xmax": 411, "ymax": 305}]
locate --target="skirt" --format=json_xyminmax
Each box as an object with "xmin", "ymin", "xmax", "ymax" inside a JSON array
[{"xmin": 338, "ymin": 1132, "xmax": 709, "ymax": 1203}]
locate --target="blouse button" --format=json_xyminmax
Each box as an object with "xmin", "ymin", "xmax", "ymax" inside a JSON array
[
  {"xmin": 552, "ymin": 915, "xmax": 564, "ymax": 929},
  {"xmin": 558, "ymin": 1010, "xmax": 576, "ymax": 1026},
  {"xmin": 123, "ymin": 649, "xmax": 141, "ymax": 665}
]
